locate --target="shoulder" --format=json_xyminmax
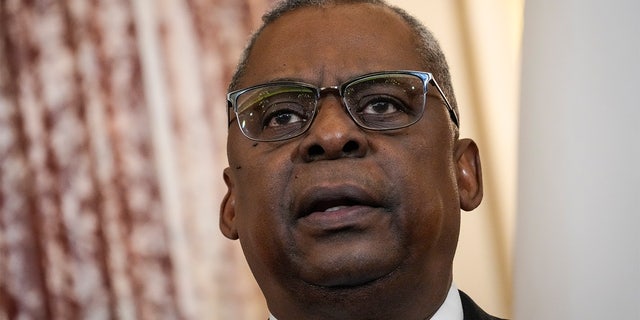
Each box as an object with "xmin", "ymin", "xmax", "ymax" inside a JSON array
[{"xmin": 458, "ymin": 290, "xmax": 508, "ymax": 320}]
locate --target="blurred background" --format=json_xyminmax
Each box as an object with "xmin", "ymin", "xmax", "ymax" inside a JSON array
[{"xmin": 1, "ymin": 0, "xmax": 638, "ymax": 319}]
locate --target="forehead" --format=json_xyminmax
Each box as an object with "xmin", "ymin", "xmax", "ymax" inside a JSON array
[{"xmin": 240, "ymin": 4, "xmax": 425, "ymax": 87}]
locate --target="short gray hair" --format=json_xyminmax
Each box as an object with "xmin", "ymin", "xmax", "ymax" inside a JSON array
[{"xmin": 228, "ymin": 0, "xmax": 459, "ymax": 122}]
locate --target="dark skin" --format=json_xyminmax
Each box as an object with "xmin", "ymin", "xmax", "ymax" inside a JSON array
[{"xmin": 220, "ymin": 3, "xmax": 483, "ymax": 320}]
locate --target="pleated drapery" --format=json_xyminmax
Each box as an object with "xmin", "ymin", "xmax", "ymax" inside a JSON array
[{"xmin": 0, "ymin": 0, "xmax": 272, "ymax": 318}]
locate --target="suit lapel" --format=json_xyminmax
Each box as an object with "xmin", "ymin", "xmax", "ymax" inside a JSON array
[{"xmin": 458, "ymin": 290, "xmax": 506, "ymax": 320}]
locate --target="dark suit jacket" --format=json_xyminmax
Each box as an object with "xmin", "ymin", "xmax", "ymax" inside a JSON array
[{"xmin": 460, "ymin": 290, "xmax": 507, "ymax": 320}]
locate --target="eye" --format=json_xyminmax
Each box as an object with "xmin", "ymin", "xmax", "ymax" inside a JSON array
[
  {"xmin": 362, "ymin": 100, "xmax": 400, "ymax": 114},
  {"xmin": 263, "ymin": 102, "xmax": 307, "ymax": 128},
  {"xmin": 357, "ymin": 96, "xmax": 407, "ymax": 115},
  {"xmin": 353, "ymin": 95, "xmax": 413, "ymax": 128}
]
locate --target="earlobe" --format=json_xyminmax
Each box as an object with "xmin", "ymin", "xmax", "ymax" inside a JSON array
[
  {"xmin": 220, "ymin": 168, "xmax": 239, "ymax": 240},
  {"xmin": 454, "ymin": 138, "xmax": 483, "ymax": 211}
]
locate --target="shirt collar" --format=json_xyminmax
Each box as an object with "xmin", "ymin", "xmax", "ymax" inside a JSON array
[
  {"xmin": 431, "ymin": 282, "xmax": 464, "ymax": 320},
  {"xmin": 269, "ymin": 283, "xmax": 463, "ymax": 320}
]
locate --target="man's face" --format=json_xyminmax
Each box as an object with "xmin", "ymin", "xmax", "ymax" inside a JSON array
[{"xmin": 221, "ymin": 3, "xmax": 479, "ymax": 309}]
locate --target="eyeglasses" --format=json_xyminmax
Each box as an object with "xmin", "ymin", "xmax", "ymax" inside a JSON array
[{"xmin": 227, "ymin": 70, "xmax": 459, "ymax": 142}]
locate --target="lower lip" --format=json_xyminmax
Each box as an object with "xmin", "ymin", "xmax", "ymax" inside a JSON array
[{"xmin": 298, "ymin": 205, "xmax": 379, "ymax": 232}]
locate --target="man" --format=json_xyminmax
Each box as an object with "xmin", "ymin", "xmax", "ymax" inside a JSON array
[{"xmin": 220, "ymin": 0, "xmax": 505, "ymax": 319}]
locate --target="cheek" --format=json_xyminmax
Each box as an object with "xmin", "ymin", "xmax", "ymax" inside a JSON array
[
  {"xmin": 381, "ymin": 136, "xmax": 459, "ymax": 241},
  {"xmin": 232, "ymin": 171, "xmax": 288, "ymax": 283},
  {"xmin": 228, "ymin": 137, "xmax": 296, "ymax": 218},
  {"xmin": 230, "ymin": 145, "xmax": 298, "ymax": 261},
  {"xmin": 234, "ymin": 163, "xmax": 292, "ymax": 230}
]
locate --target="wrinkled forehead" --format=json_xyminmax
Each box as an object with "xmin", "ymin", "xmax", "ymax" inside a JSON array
[{"xmin": 239, "ymin": 3, "xmax": 425, "ymax": 88}]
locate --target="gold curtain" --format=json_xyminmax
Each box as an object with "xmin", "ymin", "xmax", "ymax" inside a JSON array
[{"xmin": 0, "ymin": 0, "xmax": 273, "ymax": 318}]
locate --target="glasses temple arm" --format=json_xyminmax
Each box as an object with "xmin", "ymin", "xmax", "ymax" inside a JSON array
[{"xmin": 430, "ymin": 79, "xmax": 459, "ymax": 127}]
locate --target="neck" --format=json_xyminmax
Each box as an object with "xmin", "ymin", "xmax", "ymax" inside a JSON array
[{"xmin": 266, "ymin": 271, "xmax": 453, "ymax": 320}]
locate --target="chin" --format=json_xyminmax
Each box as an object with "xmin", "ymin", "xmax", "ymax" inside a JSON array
[{"xmin": 295, "ymin": 249, "xmax": 404, "ymax": 289}]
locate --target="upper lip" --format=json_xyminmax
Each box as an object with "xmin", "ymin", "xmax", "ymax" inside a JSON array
[{"xmin": 294, "ymin": 184, "xmax": 383, "ymax": 218}]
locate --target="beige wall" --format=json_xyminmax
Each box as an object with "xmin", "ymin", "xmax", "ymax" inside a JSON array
[{"xmin": 387, "ymin": 1, "xmax": 524, "ymax": 318}]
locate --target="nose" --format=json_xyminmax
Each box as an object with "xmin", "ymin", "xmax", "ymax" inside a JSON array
[{"xmin": 297, "ymin": 96, "xmax": 369, "ymax": 162}]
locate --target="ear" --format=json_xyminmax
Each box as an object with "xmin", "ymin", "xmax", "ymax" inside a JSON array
[
  {"xmin": 220, "ymin": 167, "xmax": 239, "ymax": 240},
  {"xmin": 454, "ymin": 138, "xmax": 483, "ymax": 211}
]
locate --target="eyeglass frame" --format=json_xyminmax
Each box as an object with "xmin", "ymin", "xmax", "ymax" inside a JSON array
[{"xmin": 226, "ymin": 70, "xmax": 459, "ymax": 142}]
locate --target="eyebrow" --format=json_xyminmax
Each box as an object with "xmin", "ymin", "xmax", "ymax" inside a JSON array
[
  {"xmin": 260, "ymin": 74, "xmax": 353, "ymax": 87},
  {"xmin": 266, "ymin": 77, "xmax": 309, "ymax": 83},
  {"xmin": 262, "ymin": 67, "xmax": 336, "ymax": 86}
]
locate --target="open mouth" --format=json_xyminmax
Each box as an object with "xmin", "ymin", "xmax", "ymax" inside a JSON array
[
  {"xmin": 305, "ymin": 198, "xmax": 365, "ymax": 216},
  {"xmin": 296, "ymin": 185, "xmax": 380, "ymax": 219},
  {"xmin": 291, "ymin": 184, "xmax": 390, "ymax": 233}
]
